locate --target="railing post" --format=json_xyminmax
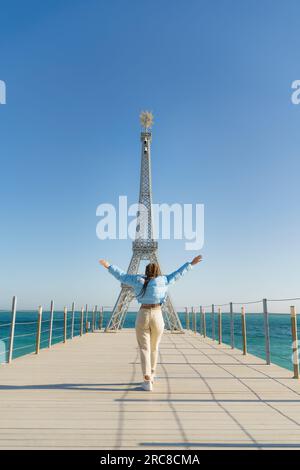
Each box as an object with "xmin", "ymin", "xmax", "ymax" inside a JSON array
[
  {"xmin": 241, "ymin": 306, "xmax": 247, "ymax": 355},
  {"xmin": 290, "ymin": 306, "xmax": 299, "ymax": 379},
  {"xmin": 230, "ymin": 302, "xmax": 234, "ymax": 349},
  {"xmin": 185, "ymin": 307, "xmax": 189, "ymax": 330},
  {"xmin": 99, "ymin": 306, "xmax": 103, "ymax": 330},
  {"xmin": 63, "ymin": 307, "xmax": 67, "ymax": 343},
  {"xmin": 191, "ymin": 307, "xmax": 196, "ymax": 333},
  {"xmin": 36, "ymin": 306, "xmax": 42, "ymax": 354},
  {"xmin": 85, "ymin": 304, "xmax": 89, "ymax": 333},
  {"xmin": 202, "ymin": 307, "xmax": 206, "ymax": 338},
  {"xmin": 48, "ymin": 300, "xmax": 54, "ymax": 348},
  {"xmin": 94, "ymin": 305, "xmax": 98, "ymax": 330},
  {"xmin": 92, "ymin": 306, "xmax": 95, "ymax": 332},
  {"xmin": 71, "ymin": 302, "xmax": 75, "ymax": 339},
  {"xmin": 263, "ymin": 298, "xmax": 271, "ymax": 365},
  {"xmin": 80, "ymin": 306, "xmax": 84, "ymax": 336},
  {"xmin": 8, "ymin": 296, "xmax": 17, "ymax": 363},
  {"xmin": 218, "ymin": 307, "xmax": 222, "ymax": 345},
  {"xmin": 212, "ymin": 304, "xmax": 215, "ymax": 340},
  {"xmin": 199, "ymin": 306, "xmax": 202, "ymax": 335}
]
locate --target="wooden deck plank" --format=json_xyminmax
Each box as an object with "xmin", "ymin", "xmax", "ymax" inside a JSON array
[{"xmin": 0, "ymin": 329, "xmax": 300, "ymax": 449}]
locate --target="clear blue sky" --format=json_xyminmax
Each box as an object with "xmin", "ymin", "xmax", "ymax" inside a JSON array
[{"xmin": 1, "ymin": 0, "xmax": 299, "ymax": 311}]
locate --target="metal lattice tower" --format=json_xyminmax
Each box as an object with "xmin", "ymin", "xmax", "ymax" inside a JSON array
[{"xmin": 105, "ymin": 113, "xmax": 183, "ymax": 333}]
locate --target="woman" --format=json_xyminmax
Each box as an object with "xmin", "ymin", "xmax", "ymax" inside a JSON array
[{"xmin": 99, "ymin": 255, "xmax": 202, "ymax": 391}]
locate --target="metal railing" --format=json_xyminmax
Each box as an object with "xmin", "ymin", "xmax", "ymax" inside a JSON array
[
  {"xmin": 1, "ymin": 297, "xmax": 299, "ymax": 380},
  {"xmin": 0, "ymin": 297, "xmax": 105, "ymax": 364},
  {"xmin": 183, "ymin": 297, "xmax": 300, "ymax": 379}
]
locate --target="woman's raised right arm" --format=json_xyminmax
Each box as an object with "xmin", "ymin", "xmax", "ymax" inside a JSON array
[{"xmin": 99, "ymin": 259, "xmax": 143, "ymax": 288}]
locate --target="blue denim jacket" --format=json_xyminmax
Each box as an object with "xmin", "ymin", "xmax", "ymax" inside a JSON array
[{"xmin": 108, "ymin": 262, "xmax": 193, "ymax": 304}]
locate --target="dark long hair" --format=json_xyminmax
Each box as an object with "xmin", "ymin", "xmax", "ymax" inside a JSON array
[{"xmin": 139, "ymin": 263, "xmax": 160, "ymax": 298}]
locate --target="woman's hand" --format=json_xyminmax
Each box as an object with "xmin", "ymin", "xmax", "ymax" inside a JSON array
[
  {"xmin": 191, "ymin": 255, "xmax": 202, "ymax": 266},
  {"xmin": 99, "ymin": 259, "xmax": 110, "ymax": 269}
]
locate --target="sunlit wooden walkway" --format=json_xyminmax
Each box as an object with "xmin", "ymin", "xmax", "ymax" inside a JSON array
[{"xmin": 0, "ymin": 329, "xmax": 300, "ymax": 449}]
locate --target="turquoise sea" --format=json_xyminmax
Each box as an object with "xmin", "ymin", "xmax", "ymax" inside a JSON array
[{"xmin": 0, "ymin": 310, "xmax": 299, "ymax": 372}]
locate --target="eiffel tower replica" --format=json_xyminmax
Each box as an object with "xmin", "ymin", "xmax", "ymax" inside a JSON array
[{"xmin": 105, "ymin": 111, "xmax": 183, "ymax": 333}]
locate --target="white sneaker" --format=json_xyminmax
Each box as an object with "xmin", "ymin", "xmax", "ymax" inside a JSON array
[
  {"xmin": 151, "ymin": 373, "xmax": 156, "ymax": 383},
  {"xmin": 141, "ymin": 380, "xmax": 153, "ymax": 391}
]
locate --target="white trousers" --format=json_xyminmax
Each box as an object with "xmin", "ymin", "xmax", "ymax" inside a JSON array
[{"xmin": 135, "ymin": 306, "xmax": 165, "ymax": 377}]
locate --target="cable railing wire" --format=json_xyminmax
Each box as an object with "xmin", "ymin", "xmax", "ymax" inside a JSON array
[
  {"xmin": 233, "ymin": 299, "xmax": 263, "ymax": 305},
  {"xmin": 14, "ymin": 331, "xmax": 37, "ymax": 339},
  {"xmin": 13, "ymin": 343, "xmax": 36, "ymax": 352},
  {"xmin": 51, "ymin": 326, "xmax": 64, "ymax": 332},
  {"xmin": 194, "ymin": 296, "xmax": 300, "ymax": 310},
  {"xmin": 200, "ymin": 300, "xmax": 263, "ymax": 309},
  {"xmin": 0, "ymin": 322, "xmax": 13, "ymax": 328},
  {"xmin": 40, "ymin": 338, "xmax": 50, "ymax": 344}
]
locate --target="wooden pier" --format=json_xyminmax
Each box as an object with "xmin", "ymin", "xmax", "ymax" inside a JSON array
[{"xmin": 0, "ymin": 328, "xmax": 300, "ymax": 450}]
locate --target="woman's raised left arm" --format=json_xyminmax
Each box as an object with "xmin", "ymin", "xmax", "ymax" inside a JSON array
[{"xmin": 165, "ymin": 255, "xmax": 202, "ymax": 285}]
